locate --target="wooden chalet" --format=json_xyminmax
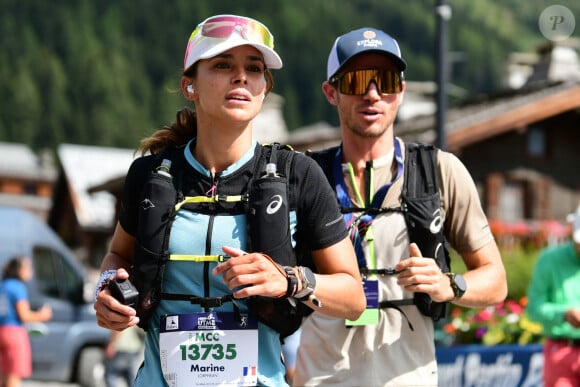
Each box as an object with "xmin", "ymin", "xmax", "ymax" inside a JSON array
[
  {"xmin": 291, "ymin": 40, "xmax": 580, "ymax": 227},
  {"xmin": 0, "ymin": 142, "xmax": 56, "ymax": 219}
]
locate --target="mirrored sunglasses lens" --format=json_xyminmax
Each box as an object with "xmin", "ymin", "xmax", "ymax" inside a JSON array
[
  {"xmin": 201, "ymin": 16, "xmax": 274, "ymax": 48},
  {"xmin": 339, "ymin": 71, "xmax": 362, "ymax": 95},
  {"xmin": 339, "ymin": 69, "xmax": 402, "ymax": 95},
  {"xmin": 377, "ymin": 70, "xmax": 402, "ymax": 94}
]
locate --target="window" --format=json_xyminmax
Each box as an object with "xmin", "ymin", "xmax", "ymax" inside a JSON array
[
  {"xmin": 498, "ymin": 182, "xmax": 525, "ymax": 222},
  {"xmin": 527, "ymin": 126, "xmax": 546, "ymax": 158},
  {"xmin": 32, "ymin": 246, "xmax": 83, "ymax": 303}
]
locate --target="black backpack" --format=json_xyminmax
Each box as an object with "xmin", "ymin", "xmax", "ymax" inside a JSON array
[
  {"xmin": 308, "ymin": 142, "xmax": 450, "ymax": 321},
  {"xmin": 131, "ymin": 143, "xmax": 311, "ymax": 337}
]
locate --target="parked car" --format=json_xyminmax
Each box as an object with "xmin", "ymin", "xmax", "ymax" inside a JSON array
[{"xmin": 0, "ymin": 205, "xmax": 109, "ymax": 387}]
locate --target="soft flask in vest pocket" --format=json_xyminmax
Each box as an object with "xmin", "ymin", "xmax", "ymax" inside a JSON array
[
  {"xmin": 247, "ymin": 164, "xmax": 294, "ymax": 266},
  {"xmin": 132, "ymin": 160, "xmax": 177, "ymax": 329},
  {"xmin": 246, "ymin": 161, "xmax": 304, "ymax": 337}
]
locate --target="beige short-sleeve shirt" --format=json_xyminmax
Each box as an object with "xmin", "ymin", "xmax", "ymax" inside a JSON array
[{"xmin": 294, "ymin": 138, "xmax": 494, "ymax": 386}]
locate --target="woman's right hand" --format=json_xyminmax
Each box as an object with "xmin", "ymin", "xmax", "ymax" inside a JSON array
[{"xmin": 93, "ymin": 268, "xmax": 139, "ymax": 331}]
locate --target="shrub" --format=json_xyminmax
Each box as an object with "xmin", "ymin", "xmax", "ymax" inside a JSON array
[
  {"xmin": 502, "ymin": 247, "xmax": 540, "ymax": 301},
  {"xmin": 438, "ymin": 246, "xmax": 545, "ymax": 346},
  {"xmin": 436, "ymin": 217, "xmax": 573, "ymax": 346},
  {"xmin": 449, "ymin": 245, "xmax": 539, "ymax": 302},
  {"xmin": 440, "ymin": 297, "xmax": 543, "ymax": 346}
]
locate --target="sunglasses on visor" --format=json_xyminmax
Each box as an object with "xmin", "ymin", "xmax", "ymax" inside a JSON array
[
  {"xmin": 192, "ymin": 15, "xmax": 275, "ymax": 49},
  {"xmin": 330, "ymin": 69, "xmax": 404, "ymax": 95}
]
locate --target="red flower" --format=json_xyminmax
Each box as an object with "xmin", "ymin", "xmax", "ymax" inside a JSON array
[
  {"xmin": 474, "ymin": 309, "xmax": 493, "ymax": 322},
  {"xmin": 506, "ymin": 299, "xmax": 523, "ymax": 314}
]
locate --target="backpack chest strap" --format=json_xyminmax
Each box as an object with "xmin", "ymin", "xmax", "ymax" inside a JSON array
[
  {"xmin": 175, "ymin": 195, "xmax": 246, "ymax": 212},
  {"xmin": 160, "ymin": 293, "xmax": 235, "ymax": 308},
  {"xmin": 169, "ymin": 254, "xmax": 230, "ymax": 262}
]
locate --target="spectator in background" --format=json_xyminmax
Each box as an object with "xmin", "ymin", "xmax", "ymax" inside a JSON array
[
  {"xmin": 104, "ymin": 325, "xmax": 144, "ymax": 387},
  {"xmin": 0, "ymin": 256, "xmax": 52, "ymax": 387},
  {"xmin": 526, "ymin": 205, "xmax": 580, "ymax": 386}
]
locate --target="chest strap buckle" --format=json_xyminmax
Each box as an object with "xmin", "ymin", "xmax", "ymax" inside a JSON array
[{"xmin": 160, "ymin": 293, "xmax": 234, "ymax": 308}]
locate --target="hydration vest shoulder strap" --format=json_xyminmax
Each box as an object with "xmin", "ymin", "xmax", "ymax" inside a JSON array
[
  {"xmin": 402, "ymin": 142, "xmax": 450, "ymax": 321},
  {"xmin": 247, "ymin": 143, "xmax": 297, "ymax": 265},
  {"xmin": 132, "ymin": 147, "xmax": 184, "ymax": 329},
  {"xmin": 307, "ymin": 146, "xmax": 340, "ymax": 187},
  {"xmin": 402, "ymin": 142, "xmax": 438, "ymax": 198}
]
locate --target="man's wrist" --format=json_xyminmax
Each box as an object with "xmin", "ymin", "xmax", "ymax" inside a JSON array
[{"xmin": 445, "ymin": 272, "xmax": 467, "ymax": 301}]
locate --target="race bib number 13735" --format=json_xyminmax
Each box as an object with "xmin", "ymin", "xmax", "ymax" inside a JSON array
[{"xmin": 160, "ymin": 312, "xmax": 259, "ymax": 387}]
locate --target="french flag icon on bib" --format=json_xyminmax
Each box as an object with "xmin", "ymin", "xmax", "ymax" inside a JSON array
[{"xmin": 243, "ymin": 366, "xmax": 257, "ymax": 376}]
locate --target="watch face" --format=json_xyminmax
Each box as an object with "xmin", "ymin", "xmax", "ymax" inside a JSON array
[
  {"xmin": 304, "ymin": 267, "xmax": 316, "ymax": 286},
  {"xmin": 295, "ymin": 267, "xmax": 316, "ymax": 300},
  {"xmin": 454, "ymin": 274, "xmax": 467, "ymax": 293}
]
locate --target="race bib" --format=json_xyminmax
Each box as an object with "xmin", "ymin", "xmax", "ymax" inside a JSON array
[
  {"xmin": 346, "ymin": 279, "xmax": 379, "ymax": 326},
  {"xmin": 160, "ymin": 312, "xmax": 259, "ymax": 387}
]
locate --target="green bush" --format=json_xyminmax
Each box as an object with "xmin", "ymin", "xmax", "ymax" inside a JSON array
[
  {"xmin": 502, "ymin": 248, "xmax": 540, "ymax": 300},
  {"xmin": 438, "ymin": 246, "xmax": 545, "ymax": 346},
  {"xmin": 449, "ymin": 246, "xmax": 540, "ymax": 301}
]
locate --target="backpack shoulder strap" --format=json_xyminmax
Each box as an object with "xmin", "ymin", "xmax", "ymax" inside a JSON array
[
  {"xmin": 274, "ymin": 143, "xmax": 296, "ymax": 207},
  {"xmin": 259, "ymin": 143, "xmax": 295, "ymax": 174},
  {"xmin": 403, "ymin": 142, "xmax": 438, "ymax": 199},
  {"xmin": 132, "ymin": 146, "xmax": 185, "ymax": 329},
  {"xmin": 257, "ymin": 142, "xmax": 296, "ymax": 206},
  {"xmin": 246, "ymin": 143, "xmax": 307, "ymax": 337},
  {"xmin": 307, "ymin": 145, "xmax": 339, "ymax": 186},
  {"xmin": 402, "ymin": 141, "xmax": 446, "ymax": 265},
  {"xmin": 247, "ymin": 143, "xmax": 296, "ymax": 265},
  {"xmin": 402, "ymin": 141, "xmax": 450, "ymax": 321}
]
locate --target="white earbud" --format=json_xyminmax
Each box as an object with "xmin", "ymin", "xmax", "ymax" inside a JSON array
[
  {"xmin": 262, "ymin": 94, "xmax": 265, "ymax": 101},
  {"xmin": 187, "ymin": 85, "xmax": 194, "ymax": 93}
]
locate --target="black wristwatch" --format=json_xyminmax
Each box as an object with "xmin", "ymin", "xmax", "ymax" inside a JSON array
[
  {"xmin": 294, "ymin": 266, "xmax": 316, "ymax": 301},
  {"xmin": 445, "ymin": 273, "xmax": 467, "ymax": 301}
]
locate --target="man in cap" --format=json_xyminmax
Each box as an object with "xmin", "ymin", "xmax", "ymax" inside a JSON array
[
  {"xmin": 526, "ymin": 206, "xmax": 580, "ymax": 386},
  {"xmin": 294, "ymin": 27, "xmax": 507, "ymax": 386}
]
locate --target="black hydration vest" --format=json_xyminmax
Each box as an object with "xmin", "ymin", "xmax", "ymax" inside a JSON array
[
  {"xmin": 131, "ymin": 143, "xmax": 308, "ymax": 337},
  {"xmin": 309, "ymin": 142, "xmax": 450, "ymax": 321}
]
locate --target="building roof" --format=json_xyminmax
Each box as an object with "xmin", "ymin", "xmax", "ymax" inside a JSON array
[
  {"xmin": 396, "ymin": 80, "xmax": 580, "ymax": 151},
  {"xmin": 0, "ymin": 142, "xmax": 56, "ymax": 180},
  {"xmin": 57, "ymin": 144, "xmax": 135, "ymax": 229},
  {"xmin": 446, "ymin": 81, "xmax": 580, "ymax": 151}
]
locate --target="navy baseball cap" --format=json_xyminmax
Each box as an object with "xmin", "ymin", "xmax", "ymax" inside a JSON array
[{"xmin": 327, "ymin": 27, "xmax": 407, "ymax": 81}]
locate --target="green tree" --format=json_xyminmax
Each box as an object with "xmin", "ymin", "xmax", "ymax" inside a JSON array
[{"xmin": 0, "ymin": 0, "xmax": 578, "ymax": 151}]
